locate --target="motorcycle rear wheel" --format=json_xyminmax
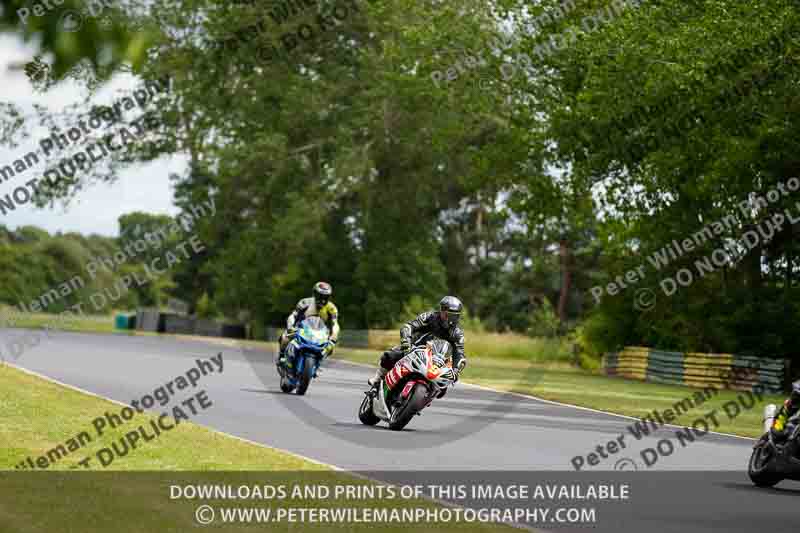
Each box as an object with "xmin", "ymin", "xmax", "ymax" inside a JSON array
[
  {"xmin": 388, "ymin": 383, "xmax": 428, "ymax": 431},
  {"xmin": 748, "ymin": 437, "xmax": 782, "ymax": 487}
]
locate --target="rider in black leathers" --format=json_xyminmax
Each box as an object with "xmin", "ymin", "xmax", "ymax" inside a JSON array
[{"xmin": 368, "ymin": 295, "xmax": 467, "ymax": 387}]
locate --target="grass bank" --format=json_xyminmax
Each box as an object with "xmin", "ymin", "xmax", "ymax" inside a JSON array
[
  {"xmin": 0, "ymin": 362, "xmax": 323, "ymax": 471},
  {"xmin": 0, "ymin": 305, "xmax": 118, "ymax": 335},
  {"xmin": 0, "ymin": 363, "xmax": 512, "ymax": 533}
]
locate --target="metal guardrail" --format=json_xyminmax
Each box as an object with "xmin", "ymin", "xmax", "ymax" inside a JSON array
[
  {"xmin": 263, "ymin": 327, "xmax": 399, "ymax": 350},
  {"xmin": 132, "ymin": 309, "xmax": 246, "ymax": 339}
]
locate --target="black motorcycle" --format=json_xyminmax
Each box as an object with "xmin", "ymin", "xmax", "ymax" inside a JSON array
[{"xmin": 748, "ymin": 404, "xmax": 800, "ymax": 487}]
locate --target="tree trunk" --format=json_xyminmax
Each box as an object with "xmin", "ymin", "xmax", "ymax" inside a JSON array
[
  {"xmin": 743, "ymin": 224, "xmax": 763, "ymax": 289},
  {"xmin": 558, "ymin": 239, "xmax": 571, "ymax": 329}
]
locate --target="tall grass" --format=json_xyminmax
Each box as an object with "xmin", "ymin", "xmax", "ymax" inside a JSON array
[
  {"xmin": 466, "ymin": 331, "xmax": 573, "ymax": 362},
  {"xmin": 368, "ymin": 329, "xmax": 573, "ymax": 363},
  {"xmin": 0, "ymin": 306, "xmax": 116, "ymax": 333}
]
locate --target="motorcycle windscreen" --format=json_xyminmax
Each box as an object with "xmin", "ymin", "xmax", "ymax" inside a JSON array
[
  {"xmin": 298, "ymin": 316, "xmax": 330, "ymax": 346},
  {"xmin": 428, "ymin": 338, "xmax": 452, "ymax": 367}
]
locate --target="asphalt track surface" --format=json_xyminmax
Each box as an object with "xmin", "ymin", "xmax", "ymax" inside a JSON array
[{"xmin": 5, "ymin": 328, "xmax": 798, "ymax": 532}]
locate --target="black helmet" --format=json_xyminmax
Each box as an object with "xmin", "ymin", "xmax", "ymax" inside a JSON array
[
  {"xmin": 313, "ymin": 281, "xmax": 332, "ymax": 307},
  {"xmin": 439, "ymin": 295, "xmax": 463, "ymax": 327}
]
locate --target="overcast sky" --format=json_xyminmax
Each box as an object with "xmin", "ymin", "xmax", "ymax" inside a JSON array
[{"xmin": 0, "ymin": 33, "xmax": 187, "ymax": 237}]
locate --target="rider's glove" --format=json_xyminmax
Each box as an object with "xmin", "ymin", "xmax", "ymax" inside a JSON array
[
  {"xmin": 771, "ymin": 408, "xmax": 789, "ymax": 440},
  {"xmin": 453, "ymin": 359, "xmax": 466, "ymax": 382},
  {"xmin": 323, "ymin": 340, "xmax": 336, "ymax": 357},
  {"xmin": 400, "ymin": 339, "xmax": 411, "ymax": 352}
]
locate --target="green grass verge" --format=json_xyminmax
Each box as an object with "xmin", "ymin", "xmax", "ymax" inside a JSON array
[
  {"xmin": 0, "ymin": 363, "xmax": 513, "ymax": 533},
  {"xmin": 0, "ymin": 306, "xmax": 120, "ymax": 335},
  {"xmin": 0, "ymin": 362, "xmax": 324, "ymax": 471}
]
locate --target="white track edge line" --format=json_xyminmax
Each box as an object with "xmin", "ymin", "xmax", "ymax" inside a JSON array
[
  {"xmin": 330, "ymin": 358, "xmax": 757, "ymax": 442},
  {"xmin": 3, "ymin": 361, "xmax": 338, "ymax": 471},
  {"xmin": 4, "ymin": 361, "xmax": 534, "ymax": 532}
]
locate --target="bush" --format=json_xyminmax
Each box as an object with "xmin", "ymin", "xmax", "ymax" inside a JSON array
[
  {"xmin": 526, "ymin": 299, "xmax": 560, "ymax": 338},
  {"xmin": 577, "ymin": 308, "xmax": 632, "ymax": 359},
  {"xmin": 195, "ymin": 292, "xmax": 218, "ymax": 319},
  {"xmin": 459, "ymin": 307, "xmax": 486, "ymax": 333},
  {"xmin": 397, "ymin": 295, "xmax": 429, "ymax": 326},
  {"xmin": 577, "ymin": 351, "xmax": 602, "ymax": 372}
]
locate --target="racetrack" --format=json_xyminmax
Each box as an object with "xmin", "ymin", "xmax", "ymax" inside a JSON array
[{"xmin": 5, "ymin": 329, "xmax": 796, "ymax": 532}]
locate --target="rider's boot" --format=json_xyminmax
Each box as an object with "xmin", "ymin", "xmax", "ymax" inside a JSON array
[
  {"xmin": 277, "ymin": 332, "xmax": 290, "ymax": 366},
  {"xmin": 368, "ymin": 367, "xmax": 388, "ymax": 387},
  {"xmin": 278, "ymin": 348, "xmax": 293, "ymax": 373}
]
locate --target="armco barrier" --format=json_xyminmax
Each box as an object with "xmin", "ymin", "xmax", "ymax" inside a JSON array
[
  {"xmin": 163, "ymin": 314, "xmax": 195, "ymax": 335},
  {"xmin": 220, "ymin": 323, "xmax": 246, "ymax": 339},
  {"xmin": 262, "ymin": 327, "xmax": 393, "ymax": 350},
  {"xmin": 135, "ymin": 309, "xmax": 162, "ymax": 332},
  {"xmin": 263, "ymin": 327, "xmax": 369, "ymax": 347},
  {"xmin": 602, "ymin": 346, "xmax": 788, "ymax": 393},
  {"xmin": 134, "ymin": 309, "xmax": 245, "ymax": 339},
  {"xmin": 193, "ymin": 318, "xmax": 224, "ymax": 337}
]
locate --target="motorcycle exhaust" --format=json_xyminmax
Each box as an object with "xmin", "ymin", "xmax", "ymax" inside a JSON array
[{"xmin": 763, "ymin": 404, "xmax": 778, "ymax": 433}]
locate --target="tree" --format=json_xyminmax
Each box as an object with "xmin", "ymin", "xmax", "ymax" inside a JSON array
[{"xmin": 1, "ymin": 0, "xmax": 152, "ymax": 81}]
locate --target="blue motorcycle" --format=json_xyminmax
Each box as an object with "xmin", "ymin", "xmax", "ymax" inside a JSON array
[{"xmin": 277, "ymin": 316, "xmax": 331, "ymax": 395}]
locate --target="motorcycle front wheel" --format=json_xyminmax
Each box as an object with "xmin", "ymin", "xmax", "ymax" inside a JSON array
[
  {"xmin": 358, "ymin": 394, "xmax": 380, "ymax": 426},
  {"xmin": 388, "ymin": 383, "xmax": 428, "ymax": 431},
  {"xmin": 748, "ymin": 436, "xmax": 782, "ymax": 487},
  {"xmin": 280, "ymin": 376, "xmax": 294, "ymax": 393},
  {"xmin": 296, "ymin": 358, "xmax": 315, "ymax": 396}
]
